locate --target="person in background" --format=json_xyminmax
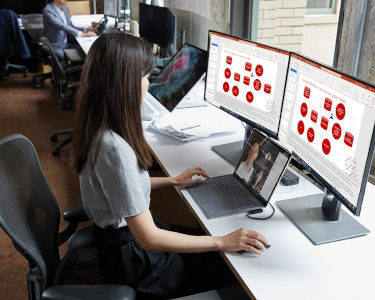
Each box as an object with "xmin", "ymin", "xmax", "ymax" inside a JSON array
[
  {"xmin": 256, "ymin": 152, "xmax": 272, "ymax": 173},
  {"xmin": 236, "ymin": 142, "xmax": 260, "ymax": 182},
  {"xmin": 69, "ymin": 32, "xmax": 269, "ymax": 299},
  {"xmin": 43, "ymin": 0, "xmax": 97, "ymax": 61}
]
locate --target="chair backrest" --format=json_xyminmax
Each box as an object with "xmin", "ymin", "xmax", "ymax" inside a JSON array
[
  {"xmin": 22, "ymin": 14, "xmax": 44, "ymax": 41},
  {"xmin": 0, "ymin": 134, "xmax": 61, "ymax": 292},
  {"xmin": 40, "ymin": 37, "xmax": 68, "ymax": 98}
]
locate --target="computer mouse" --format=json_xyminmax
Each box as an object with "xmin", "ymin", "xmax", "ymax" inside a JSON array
[
  {"xmin": 237, "ymin": 243, "xmax": 271, "ymax": 254},
  {"xmin": 142, "ymin": 113, "xmax": 154, "ymax": 121}
]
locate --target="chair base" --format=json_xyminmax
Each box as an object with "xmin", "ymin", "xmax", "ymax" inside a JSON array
[
  {"xmin": 33, "ymin": 72, "xmax": 52, "ymax": 89},
  {"xmin": 0, "ymin": 57, "xmax": 28, "ymax": 81},
  {"xmin": 50, "ymin": 129, "xmax": 74, "ymax": 156}
]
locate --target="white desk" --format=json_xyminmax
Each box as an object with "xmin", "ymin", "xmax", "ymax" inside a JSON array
[
  {"xmin": 143, "ymin": 97, "xmax": 375, "ymax": 300},
  {"xmin": 75, "ymin": 36, "xmax": 98, "ymax": 55}
]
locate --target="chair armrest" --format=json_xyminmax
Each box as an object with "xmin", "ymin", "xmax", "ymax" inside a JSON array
[
  {"xmin": 41, "ymin": 285, "xmax": 136, "ymax": 300},
  {"xmin": 64, "ymin": 65, "xmax": 83, "ymax": 75},
  {"xmin": 67, "ymin": 82, "xmax": 80, "ymax": 91},
  {"xmin": 63, "ymin": 204, "xmax": 89, "ymax": 223}
]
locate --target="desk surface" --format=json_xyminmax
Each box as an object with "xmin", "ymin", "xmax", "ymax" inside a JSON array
[{"xmin": 143, "ymin": 96, "xmax": 375, "ymax": 300}]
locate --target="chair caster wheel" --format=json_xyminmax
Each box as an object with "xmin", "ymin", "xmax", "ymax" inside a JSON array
[
  {"xmin": 35, "ymin": 84, "xmax": 41, "ymax": 89},
  {"xmin": 50, "ymin": 135, "xmax": 58, "ymax": 142},
  {"xmin": 24, "ymin": 72, "xmax": 28, "ymax": 77},
  {"xmin": 52, "ymin": 150, "xmax": 60, "ymax": 157}
]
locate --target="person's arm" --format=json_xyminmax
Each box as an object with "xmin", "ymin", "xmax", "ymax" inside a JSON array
[
  {"xmin": 150, "ymin": 167, "xmax": 210, "ymax": 189},
  {"xmin": 44, "ymin": 7, "xmax": 82, "ymax": 37},
  {"xmin": 126, "ymin": 209, "xmax": 269, "ymax": 255}
]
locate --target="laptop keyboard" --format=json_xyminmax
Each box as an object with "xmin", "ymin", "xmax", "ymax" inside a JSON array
[{"xmin": 207, "ymin": 175, "xmax": 259, "ymax": 211}]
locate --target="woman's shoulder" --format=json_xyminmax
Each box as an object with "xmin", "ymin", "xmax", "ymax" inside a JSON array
[{"xmin": 96, "ymin": 130, "xmax": 135, "ymax": 158}]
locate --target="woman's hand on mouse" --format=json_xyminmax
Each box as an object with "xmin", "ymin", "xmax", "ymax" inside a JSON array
[
  {"xmin": 172, "ymin": 167, "xmax": 210, "ymax": 186},
  {"xmin": 217, "ymin": 228, "xmax": 269, "ymax": 255}
]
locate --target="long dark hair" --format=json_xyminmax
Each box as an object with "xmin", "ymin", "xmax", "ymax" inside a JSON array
[{"xmin": 70, "ymin": 32, "xmax": 155, "ymax": 173}]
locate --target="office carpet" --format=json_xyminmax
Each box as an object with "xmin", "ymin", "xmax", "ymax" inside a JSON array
[{"xmin": 0, "ymin": 68, "xmax": 195, "ymax": 299}]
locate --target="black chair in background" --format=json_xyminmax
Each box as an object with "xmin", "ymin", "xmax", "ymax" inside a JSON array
[
  {"xmin": 0, "ymin": 134, "xmax": 136, "ymax": 300},
  {"xmin": 22, "ymin": 14, "xmax": 52, "ymax": 89},
  {"xmin": 0, "ymin": 9, "xmax": 30, "ymax": 81},
  {"xmin": 40, "ymin": 37, "xmax": 80, "ymax": 157}
]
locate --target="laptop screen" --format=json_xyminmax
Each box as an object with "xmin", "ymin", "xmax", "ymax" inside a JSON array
[
  {"xmin": 148, "ymin": 43, "xmax": 208, "ymax": 111},
  {"xmin": 234, "ymin": 129, "xmax": 291, "ymax": 205}
]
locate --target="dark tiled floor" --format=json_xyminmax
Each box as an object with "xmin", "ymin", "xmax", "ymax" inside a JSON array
[{"xmin": 0, "ymin": 68, "xmax": 194, "ymax": 299}]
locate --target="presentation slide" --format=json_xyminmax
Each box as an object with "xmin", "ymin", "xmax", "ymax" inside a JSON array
[
  {"xmin": 290, "ymin": 74, "xmax": 364, "ymax": 183},
  {"xmin": 217, "ymin": 47, "xmax": 279, "ymax": 118}
]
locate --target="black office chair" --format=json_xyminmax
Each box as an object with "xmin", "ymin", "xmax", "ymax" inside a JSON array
[
  {"xmin": 0, "ymin": 9, "xmax": 30, "ymax": 81},
  {"xmin": 22, "ymin": 14, "xmax": 52, "ymax": 89},
  {"xmin": 0, "ymin": 134, "xmax": 136, "ymax": 300},
  {"xmin": 40, "ymin": 37, "xmax": 80, "ymax": 156}
]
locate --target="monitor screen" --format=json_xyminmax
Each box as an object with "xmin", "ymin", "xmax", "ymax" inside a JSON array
[
  {"xmin": 148, "ymin": 43, "xmax": 207, "ymax": 111},
  {"xmin": 204, "ymin": 31, "xmax": 290, "ymax": 139},
  {"xmin": 279, "ymin": 53, "xmax": 375, "ymax": 215},
  {"xmin": 104, "ymin": 0, "xmax": 118, "ymax": 18},
  {"xmin": 234, "ymin": 129, "xmax": 291, "ymax": 206},
  {"xmin": 139, "ymin": 3, "xmax": 176, "ymax": 51}
]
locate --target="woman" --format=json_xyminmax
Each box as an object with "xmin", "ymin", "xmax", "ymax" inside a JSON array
[
  {"xmin": 250, "ymin": 170, "xmax": 263, "ymax": 191},
  {"xmin": 236, "ymin": 141, "xmax": 260, "ymax": 181},
  {"xmin": 70, "ymin": 32, "xmax": 269, "ymax": 299}
]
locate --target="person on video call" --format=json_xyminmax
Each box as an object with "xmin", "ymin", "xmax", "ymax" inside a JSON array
[
  {"xmin": 236, "ymin": 142, "xmax": 260, "ymax": 181},
  {"xmin": 256, "ymin": 152, "xmax": 272, "ymax": 173},
  {"xmin": 43, "ymin": 0, "xmax": 97, "ymax": 61},
  {"xmin": 250, "ymin": 170, "xmax": 263, "ymax": 191}
]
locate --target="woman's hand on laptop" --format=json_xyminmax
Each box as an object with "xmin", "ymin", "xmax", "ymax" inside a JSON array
[
  {"xmin": 172, "ymin": 167, "xmax": 210, "ymax": 186},
  {"xmin": 217, "ymin": 228, "xmax": 269, "ymax": 255}
]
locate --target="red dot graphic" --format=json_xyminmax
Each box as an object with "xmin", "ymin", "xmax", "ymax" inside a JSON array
[
  {"xmin": 246, "ymin": 91, "xmax": 254, "ymax": 103},
  {"xmin": 254, "ymin": 79, "xmax": 261, "ymax": 91},
  {"xmin": 232, "ymin": 85, "xmax": 239, "ymax": 97},
  {"xmin": 223, "ymin": 82, "xmax": 229, "ymax": 93},
  {"xmin": 255, "ymin": 65, "xmax": 263, "ymax": 76},
  {"xmin": 307, "ymin": 127, "xmax": 315, "ymax": 143},
  {"xmin": 322, "ymin": 139, "xmax": 331, "ymax": 155},
  {"xmin": 332, "ymin": 123, "xmax": 342, "ymax": 140},
  {"xmin": 298, "ymin": 121, "xmax": 305, "ymax": 135},
  {"xmin": 225, "ymin": 68, "xmax": 231, "ymax": 79},
  {"xmin": 336, "ymin": 103, "xmax": 346, "ymax": 120},
  {"xmin": 301, "ymin": 103, "xmax": 308, "ymax": 117}
]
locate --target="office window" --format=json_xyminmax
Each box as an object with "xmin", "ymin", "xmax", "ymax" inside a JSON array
[{"xmin": 306, "ymin": 0, "xmax": 337, "ymax": 14}]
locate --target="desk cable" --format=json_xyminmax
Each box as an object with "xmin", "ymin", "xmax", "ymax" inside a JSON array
[{"xmin": 247, "ymin": 202, "xmax": 275, "ymax": 220}]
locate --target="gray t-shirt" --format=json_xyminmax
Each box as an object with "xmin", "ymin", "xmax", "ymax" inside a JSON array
[{"xmin": 79, "ymin": 130, "xmax": 151, "ymax": 229}]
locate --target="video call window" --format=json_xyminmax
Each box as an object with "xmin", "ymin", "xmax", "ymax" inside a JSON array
[{"xmin": 235, "ymin": 130, "xmax": 290, "ymax": 202}]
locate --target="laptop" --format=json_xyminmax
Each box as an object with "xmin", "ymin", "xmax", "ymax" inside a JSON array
[
  {"xmin": 147, "ymin": 43, "xmax": 208, "ymax": 112},
  {"xmin": 187, "ymin": 129, "xmax": 292, "ymax": 219}
]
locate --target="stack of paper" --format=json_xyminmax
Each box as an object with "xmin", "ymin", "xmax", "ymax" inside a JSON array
[{"xmin": 149, "ymin": 112, "xmax": 240, "ymax": 142}]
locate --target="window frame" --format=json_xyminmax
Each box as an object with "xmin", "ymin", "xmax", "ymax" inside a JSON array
[{"xmin": 306, "ymin": 0, "xmax": 337, "ymax": 15}]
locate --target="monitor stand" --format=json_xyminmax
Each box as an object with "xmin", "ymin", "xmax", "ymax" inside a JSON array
[
  {"xmin": 276, "ymin": 188, "xmax": 370, "ymax": 245},
  {"xmin": 211, "ymin": 123, "xmax": 253, "ymax": 166}
]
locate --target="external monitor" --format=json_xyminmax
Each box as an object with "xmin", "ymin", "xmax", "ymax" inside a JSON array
[
  {"xmin": 104, "ymin": 0, "xmax": 119, "ymax": 18},
  {"xmin": 148, "ymin": 43, "xmax": 207, "ymax": 111},
  {"xmin": 139, "ymin": 3, "xmax": 176, "ymax": 55},
  {"xmin": 204, "ymin": 30, "xmax": 290, "ymax": 165},
  {"xmin": 276, "ymin": 53, "xmax": 375, "ymax": 244}
]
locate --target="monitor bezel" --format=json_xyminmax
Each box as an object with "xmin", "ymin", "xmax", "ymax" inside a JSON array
[
  {"xmin": 286, "ymin": 52, "xmax": 375, "ymax": 216},
  {"xmin": 204, "ymin": 30, "xmax": 291, "ymax": 140},
  {"xmin": 147, "ymin": 42, "xmax": 208, "ymax": 111},
  {"xmin": 103, "ymin": 0, "xmax": 119, "ymax": 18}
]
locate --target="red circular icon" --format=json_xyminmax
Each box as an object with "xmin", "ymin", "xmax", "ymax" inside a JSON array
[
  {"xmin": 332, "ymin": 123, "xmax": 342, "ymax": 140},
  {"xmin": 307, "ymin": 127, "xmax": 315, "ymax": 143},
  {"xmin": 322, "ymin": 139, "xmax": 331, "ymax": 155},
  {"xmin": 336, "ymin": 103, "xmax": 346, "ymax": 120},
  {"xmin": 225, "ymin": 68, "xmax": 231, "ymax": 79},
  {"xmin": 223, "ymin": 82, "xmax": 229, "ymax": 93},
  {"xmin": 232, "ymin": 85, "xmax": 239, "ymax": 97},
  {"xmin": 254, "ymin": 79, "xmax": 261, "ymax": 91},
  {"xmin": 246, "ymin": 91, "xmax": 254, "ymax": 103},
  {"xmin": 298, "ymin": 121, "xmax": 305, "ymax": 135},
  {"xmin": 301, "ymin": 103, "xmax": 308, "ymax": 117},
  {"xmin": 255, "ymin": 65, "xmax": 263, "ymax": 76}
]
